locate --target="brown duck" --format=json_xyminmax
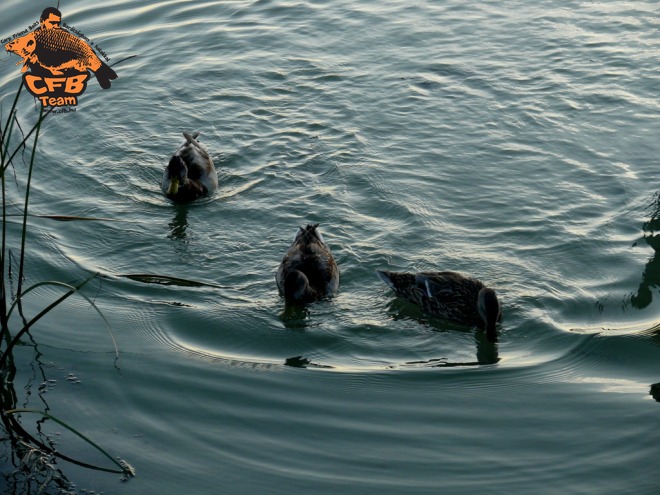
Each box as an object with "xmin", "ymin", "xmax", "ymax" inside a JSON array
[
  {"xmin": 276, "ymin": 224, "xmax": 339, "ymax": 303},
  {"xmin": 162, "ymin": 132, "xmax": 218, "ymax": 203},
  {"xmin": 377, "ymin": 270, "xmax": 501, "ymax": 342}
]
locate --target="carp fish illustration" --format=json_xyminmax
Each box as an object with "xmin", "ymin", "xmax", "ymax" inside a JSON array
[{"xmin": 5, "ymin": 28, "xmax": 117, "ymax": 89}]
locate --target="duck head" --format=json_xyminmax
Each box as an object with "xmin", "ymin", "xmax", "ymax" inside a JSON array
[
  {"xmin": 165, "ymin": 156, "xmax": 188, "ymax": 196},
  {"xmin": 283, "ymin": 270, "xmax": 313, "ymax": 303},
  {"xmin": 477, "ymin": 288, "xmax": 500, "ymax": 343}
]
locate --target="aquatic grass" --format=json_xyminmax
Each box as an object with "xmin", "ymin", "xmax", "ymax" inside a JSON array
[
  {"xmin": 4, "ymin": 409, "xmax": 133, "ymax": 476},
  {"xmin": 13, "ymin": 212, "xmax": 131, "ymax": 222},
  {"xmin": 0, "ymin": 276, "xmax": 119, "ymax": 368},
  {"xmin": 0, "ymin": 82, "xmax": 133, "ymax": 486}
]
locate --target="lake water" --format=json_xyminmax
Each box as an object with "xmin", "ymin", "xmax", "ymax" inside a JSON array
[{"xmin": 1, "ymin": 0, "xmax": 659, "ymax": 493}]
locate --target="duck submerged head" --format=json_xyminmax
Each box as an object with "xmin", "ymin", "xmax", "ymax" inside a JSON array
[{"xmin": 477, "ymin": 287, "xmax": 500, "ymax": 343}]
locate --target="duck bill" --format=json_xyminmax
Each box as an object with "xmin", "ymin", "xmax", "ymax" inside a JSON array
[{"xmin": 167, "ymin": 177, "xmax": 180, "ymax": 196}]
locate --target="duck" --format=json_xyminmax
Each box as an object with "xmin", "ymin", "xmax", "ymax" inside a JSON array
[
  {"xmin": 276, "ymin": 224, "xmax": 339, "ymax": 303},
  {"xmin": 162, "ymin": 132, "xmax": 218, "ymax": 202},
  {"xmin": 376, "ymin": 270, "xmax": 501, "ymax": 342}
]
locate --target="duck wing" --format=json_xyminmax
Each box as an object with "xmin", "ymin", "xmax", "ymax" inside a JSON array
[
  {"xmin": 378, "ymin": 270, "xmax": 484, "ymax": 324},
  {"xmin": 415, "ymin": 272, "xmax": 484, "ymax": 323},
  {"xmin": 302, "ymin": 243, "xmax": 338, "ymax": 293},
  {"xmin": 415, "ymin": 272, "xmax": 482, "ymax": 297}
]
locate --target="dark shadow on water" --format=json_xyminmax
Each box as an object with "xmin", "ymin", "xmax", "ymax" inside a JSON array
[
  {"xmin": 166, "ymin": 205, "xmax": 191, "ymax": 264},
  {"xmin": 277, "ymin": 299, "xmax": 500, "ymax": 370},
  {"xmin": 284, "ymin": 355, "xmax": 333, "ymax": 369},
  {"xmin": 167, "ymin": 205, "xmax": 189, "ymax": 242},
  {"xmin": 630, "ymin": 192, "xmax": 660, "ymax": 309},
  {"xmin": 279, "ymin": 303, "xmax": 335, "ymax": 369},
  {"xmin": 279, "ymin": 303, "xmax": 311, "ymax": 331},
  {"xmin": 386, "ymin": 299, "xmax": 501, "ymax": 366},
  {"xmin": 475, "ymin": 334, "xmax": 500, "ymax": 365},
  {"xmin": 118, "ymin": 273, "xmax": 225, "ymax": 289},
  {"xmin": 650, "ymin": 383, "xmax": 660, "ymax": 403},
  {"xmin": 403, "ymin": 335, "xmax": 499, "ymax": 368}
]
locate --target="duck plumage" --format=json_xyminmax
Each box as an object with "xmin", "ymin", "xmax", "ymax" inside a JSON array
[
  {"xmin": 377, "ymin": 270, "xmax": 501, "ymax": 342},
  {"xmin": 162, "ymin": 132, "xmax": 218, "ymax": 202},
  {"xmin": 276, "ymin": 224, "xmax": 339, "ymax": 303}
]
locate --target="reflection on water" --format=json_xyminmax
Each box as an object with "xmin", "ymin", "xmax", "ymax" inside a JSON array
[
  {"xmin": 475, "ymin": 335, "xmax": 500, "ymax": 365},
  {"xmin": 2, "ymin": 0, "xmax": 659, "ymax": 490},
  {"xmin": 167, "ymin": 205, "xmax": 190, "ymax": 264},
  {"xmin": 385, "ymin": 299, "xmax": 501, "ymax": 366},
  {"xmin": 118, "ymin": 273, "xmax": 223, "ymax": 288},
  {"xmin": 279, "ymin": 303, "xmax": 311, "ymax": 330},
  {"xmin": 0, "ymin": 335, "xmax": 74, "ymax": 493},
  {"xmin": 403, "ymin": 336, "xmax": 499, "ymax": 367},
  {"xmin": 167, "ymin": 205, "xmax": 190, "ymax": 257},
  {"xmin": 284, "ymin": 355, "xmax": 333, "ymax": 369},
  {"xmin": 167, "ymin": 205, "xmax": 189, "ymax": 242},
  {"xmin": 630, "ymin": 193, "xmax": 660, "ymax": 309}
]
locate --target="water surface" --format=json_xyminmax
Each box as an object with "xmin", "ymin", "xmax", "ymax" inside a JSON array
[{"xmin": 1, "ymin": 0, "xmax": 659, "ymax": 493}]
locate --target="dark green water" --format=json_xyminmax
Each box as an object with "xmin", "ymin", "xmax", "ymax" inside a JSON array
[{"xmin": 1, "ymin": 0, "xmax": 659, "ymax": 493}]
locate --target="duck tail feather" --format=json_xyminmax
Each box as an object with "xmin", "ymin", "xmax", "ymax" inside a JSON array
[
  {"xmin": 376, "ymin": 270, "xmax": 396, "ymax": 290},
  {"xmin": 296, "ymin": 223, "xmax": 324, "ymax": 244},
  {"xmin": 308, "ymin": 223, "xmax": 324, "ymax": 244},
  {"xmin": 183, "ymin": 132, "xmax": 201, "ymax": 143}
]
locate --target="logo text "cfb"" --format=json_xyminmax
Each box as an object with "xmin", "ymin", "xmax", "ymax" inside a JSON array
[{"xmin": 23, "ymin": 73, "xmax": 89, "ymax": 106}]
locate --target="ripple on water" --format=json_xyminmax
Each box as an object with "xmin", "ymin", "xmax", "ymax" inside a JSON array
[{"xmin": 1, "ymin": 0, "xmax": 659, "ymax": 491}]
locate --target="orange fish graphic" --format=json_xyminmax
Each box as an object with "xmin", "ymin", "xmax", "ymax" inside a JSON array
[{"xmin": 5, "ymin": 28, "xmax": 117, "ymax": 89}]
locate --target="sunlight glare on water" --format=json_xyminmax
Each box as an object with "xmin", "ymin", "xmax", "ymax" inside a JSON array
[{"xmin": 1, "ymin": 0, "xmax": 659, "ymax": 493}]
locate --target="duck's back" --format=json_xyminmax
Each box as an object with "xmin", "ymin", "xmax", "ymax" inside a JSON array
[
  {"xmin": 175, "ymin": 132, "xmax": 218, "ymax": 193},
  {"xmin": 379, "ymin": 270, "xmax": 485, "ymax": 325},
  {"xmin": 299, "ymin": 241, "xmax": 337, "ymax": 290},
  {"xmin": 277, "ymin": 224, "xmax": 339, "ymax": 299}
]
